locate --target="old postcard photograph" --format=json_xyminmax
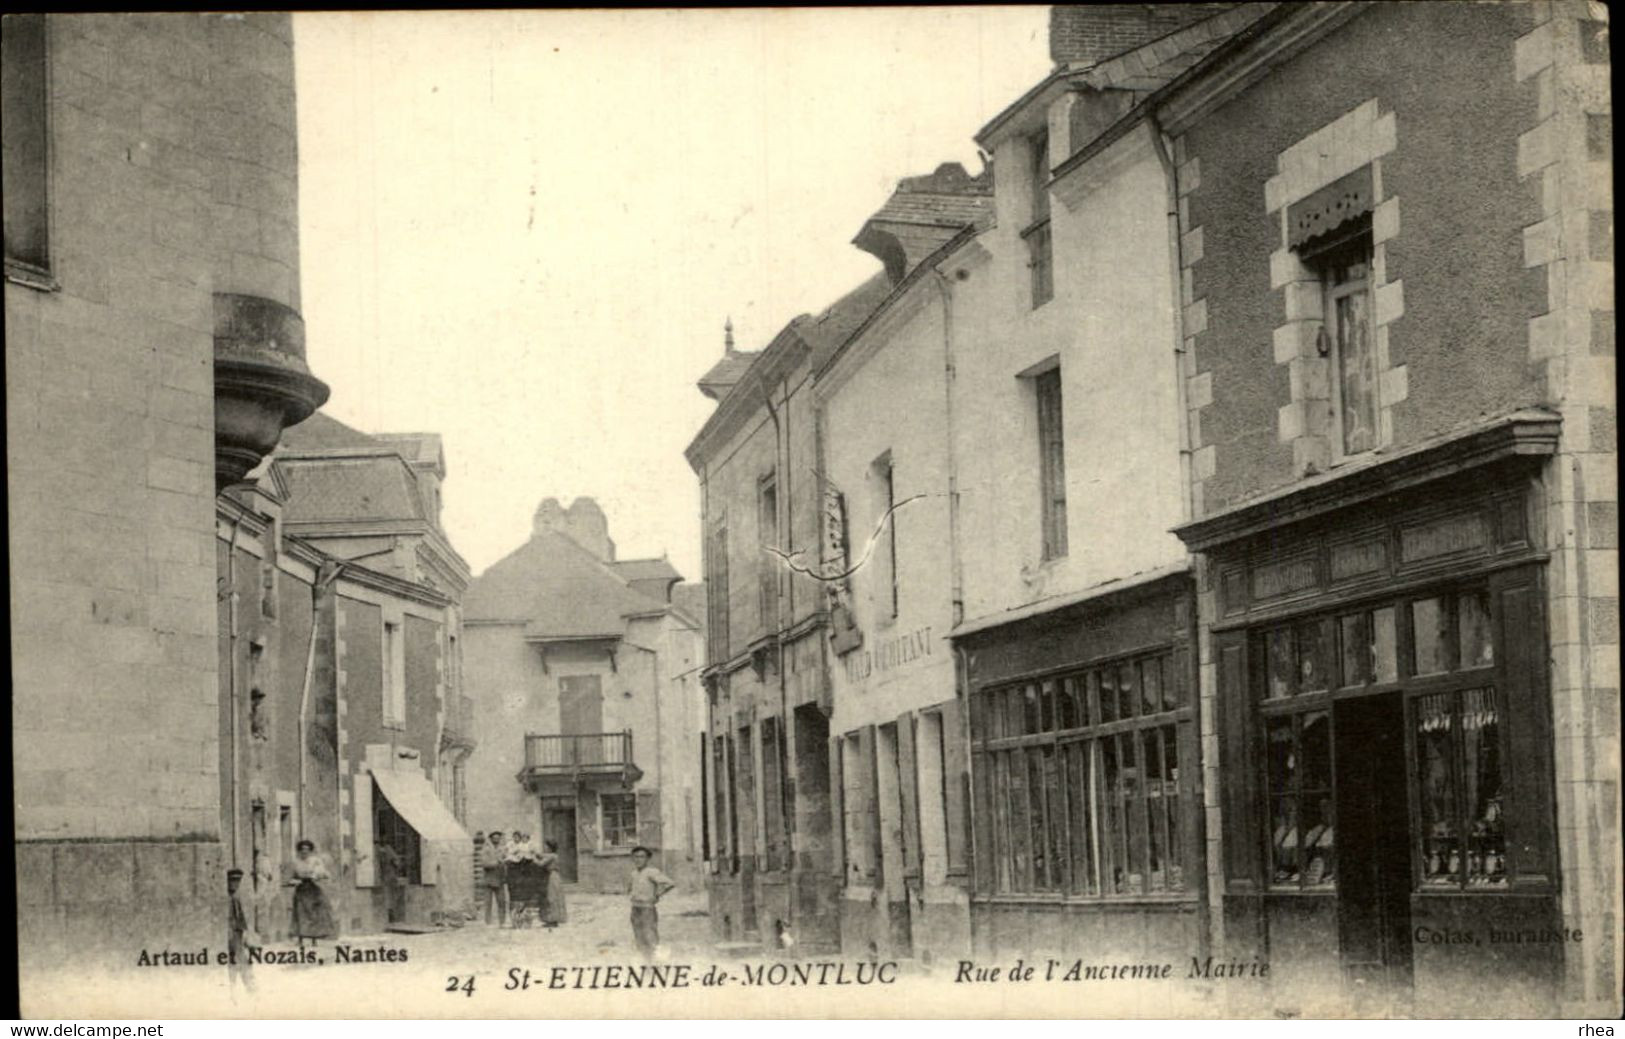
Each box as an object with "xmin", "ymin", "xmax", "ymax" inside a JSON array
[{"xmin": 5, "ymin": 4, "xmax": 1619, "ymax": 1022}]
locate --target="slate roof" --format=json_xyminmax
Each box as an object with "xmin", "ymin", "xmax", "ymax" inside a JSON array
[
  {"xmin": 372, "ymin": 432, "xmax": 444, "ymax": 471},
  {"xmin": 671, "ymin": 582, "xmax": 707, "ymax": 629},
  {"xmin": 277, "ymin": 454, "xmax": 426, "ymax": 524},
  {"xmin": 799, "ymin": 272, "xmax": 896, "ymax": 372},
  {"xmin": 279, "ymin": 411, "xmax": 381, "ymax": 451},
  {"xmin": 1073, "ymin": 3, "xmax": 1273, "ymax": 92},
  {"xmin": 463, "ymin": 529, "xmax": 672, "ymax": 637},
  {"xmin": 274, "ymin": 412, "xmax": 429, "ymax": 525},
  {"xmin": 863, "ymin": 162, "xmax": 992, "ymax": 230},
  {"xmin": 698, "ymin": 350, "xmax": 761, "ymax": 400}
]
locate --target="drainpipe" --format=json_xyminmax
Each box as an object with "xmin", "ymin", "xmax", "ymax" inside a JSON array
[
  {"xmin": 298, "ymin": 558, "xmax": 344, "ymax": 841},
  {"xmin": 927, "ymin": 267, "xmax": 965, "ymax": 630},
  {"xmin": 225, "ymin": 515, "xmax": 243, "ymax": 870},
  {"xmin": 1149, "ymin": 116, "xmax": 1196, "ymax": 526}
]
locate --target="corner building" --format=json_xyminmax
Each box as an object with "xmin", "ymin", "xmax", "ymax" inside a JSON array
[
  {"xmin": 8, "ymin": 13, "xmax": 327, "ymax": 990},
  {"xmin": 1153, "ymin": 1, "xmax": 1616, "ymax": 1017}
]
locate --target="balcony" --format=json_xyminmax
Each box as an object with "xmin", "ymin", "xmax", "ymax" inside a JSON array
[{"xmin": 518, "ymin": 731, "xmax": 641, "ymax": 793}]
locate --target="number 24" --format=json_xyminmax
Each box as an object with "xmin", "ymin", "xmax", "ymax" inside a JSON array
[{"xmin": 447, "ymin": 975, "xmax": 476, "ymax": 997}]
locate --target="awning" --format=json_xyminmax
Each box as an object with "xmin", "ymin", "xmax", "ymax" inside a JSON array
[{"xmin": 372, "ymin": 766, "xmax": 469, "ymax": 843}]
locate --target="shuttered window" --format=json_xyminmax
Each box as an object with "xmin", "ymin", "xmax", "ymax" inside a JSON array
[{"xmin": 1035, "ymin": 368, "xmax": 1068, "ymax": 560}]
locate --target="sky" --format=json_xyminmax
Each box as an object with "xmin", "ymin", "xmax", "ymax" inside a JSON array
[{"xmin": 292, "ymin": 9, "xmax": 1051, "ymax": 580}]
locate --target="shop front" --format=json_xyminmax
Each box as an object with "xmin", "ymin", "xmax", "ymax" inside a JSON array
[
  {"xmin": 955, "ymin": 569, "xmax": 1205, "ymax": 963},
  {"xmin": 1176, "ymin": 419, "xmax": 1565, "ymax": 1016},
  {"xmin": 355, "ymin": 751, "xmax": 476, "ymax": 932}
]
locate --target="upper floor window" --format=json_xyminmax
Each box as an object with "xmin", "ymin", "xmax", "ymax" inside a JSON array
[
  {"xmin": 757, "ymin": 471, "xmax": 778, "ymax": 632},
  {"xmin": 2, "ymin": 13, "xmax": 51, "ymax": 283},
  {"xmin": 1308, "ymin": 220, "xmax": 1376, "ymax": 457},
  {"xmin": 1034, "ymin": 367, "xmax": 1068, "ymax": 560},
  {"xmin": 871, "ymin": 452, "xmax": 898, "ymax": 619},
  {"xmin": 1024, "ymin": 130, "xmax": 1053, "ymax": 308},
  {"xmin": 382, "ymin": 620, "xmax": 406, "ymax": 727},
  {"xmin": 707, "ymin": 521, "xmax": 730, "ymax": 662}
]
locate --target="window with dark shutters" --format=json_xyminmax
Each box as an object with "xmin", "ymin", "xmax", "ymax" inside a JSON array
[{"xmin": 1035, "ymin": 367, "xmax": 1068, "ymax": 560}]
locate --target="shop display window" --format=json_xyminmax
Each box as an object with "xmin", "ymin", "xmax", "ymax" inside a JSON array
[
  {"xmin": 1416, "ymin": 686, "xmax": 1505, "ymax": 889},
  {"xmin": 1265, "ymin": 711, "xmax": 1334, "ymax": 891},
  {"xmin": 971, "ymin": 648, "xmax": 1191, "ymax": 899},
  {"xmin": 1254, "ymin": 583, "xmax": 1510, "ymax": 898}
]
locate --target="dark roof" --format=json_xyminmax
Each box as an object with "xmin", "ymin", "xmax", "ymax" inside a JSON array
[
  {"xmin": 372, "ymin": 432, "xmax": 445, "ymax": 472},
  {"xmin": 279, "ymin": 411, "xmax": 381, "ymax": 451},
  {"xmin": 697, "ymin": 350, "xmax": 761, "ymax": 400},
  {"xmin": 613, "ymin": 558, "xmax": 681, "ymax": 583},
  {"xmin": 1073, "ymin": 3, "xmax": 1271, "ymax": 92},
  {"xmin": 863, "ymin": 162, "xmax": 992, "ymax": 229},
  {"xmin": 464, "ymin": 529, "xmax": 671, "ymax": 636},
  {"xmin": 671, "ymin": 582, "xmax": 707, "ymax": 629},
  {"xmin": 277, "ymin": 454, "xmax": 426, "ymax": 525},
  {"xmin": 799, "ymin": 272, "xmax": 896, "ymax": 372}
]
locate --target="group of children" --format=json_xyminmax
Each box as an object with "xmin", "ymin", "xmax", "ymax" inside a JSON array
[{"xmin": 474, "ymin": 829, "xmax": 568, "ymax": 929}]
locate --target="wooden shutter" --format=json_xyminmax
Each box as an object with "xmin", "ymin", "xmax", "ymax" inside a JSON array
[
  {"xmin": 636, "ymin": 789, "xmax": 662, "ymax": 850},
  {"xmin": 1216, "ymin": 629, "xmax": 1258, "ymax": 887},
  {"xmin": 942, "ymin": 696, "xmax": 972, "ymax": 878},
  {"xmin": 1490, "ymin": 564, "xmax": 1556, "ymax": 889},
  {"xmin": 353, "ymin": 773, "xmax": 376, "ymax": 888},
  {"xmin": 1216, "ymin": 627, "xmax": 1263, "ymax": 957},
  {"xmin": 559, "ymin": 675, "xmax": 603, "ymax": 734},
  {"xmin": 829, "ymin": 735, "xmax": 846, "ymax": 879},
  {"xmin": 897, "ymin": 712, "xmax": 923, "ymax": 882}
]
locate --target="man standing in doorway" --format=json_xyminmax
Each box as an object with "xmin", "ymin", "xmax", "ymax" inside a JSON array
[
  {"xmin": 627, "ymin": 845, "xmax": 675, "ymax": 960},
  {"xmin": 479, "ymin": 830, "xmax": 509, "ymax": 927}
]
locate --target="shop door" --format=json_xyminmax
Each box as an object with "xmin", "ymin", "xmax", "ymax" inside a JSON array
[
  {"xmin": 1334, "ymin": 692, "xmax": 1413, "ymax": 997},
  {"xmin": 543, "ymin": 807, "xmax": 578, "ymax": 883}
]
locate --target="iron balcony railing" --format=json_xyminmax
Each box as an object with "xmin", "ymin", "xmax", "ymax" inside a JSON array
[{"xmin": 523, "ymin": 731, "xmax": 634, "ymax": 772}]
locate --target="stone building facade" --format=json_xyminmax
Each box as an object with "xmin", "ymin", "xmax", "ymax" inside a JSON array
[
  {"xmin": 686, "ymin": 1, "xmax": 1617, "ymax": 1018},
  {"xmin": 461, "ymin": 497, "xmax": 706, "ymax": 892},
  {"xmin": 1158, "ymin": 1, "xmax": 1616, "ymax": 1016},
  {"xmin": 9, "ymin": 13, "xmax": 326, "ymax": 988}
]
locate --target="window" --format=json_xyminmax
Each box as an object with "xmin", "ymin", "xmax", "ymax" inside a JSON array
[
  {"xmin": 1035, "ymin": 367, "xmax": 1068, "ymax": 560},
  {"xmin": 600, "ymin": 792, "xmax": 638, "ymax": 849},
  {"xmin": 707, "ymin": 522, "xmax": 730, "ymax": 662},
  {"xmin": 758, "ymin": 472, "xmax": 778, "ymax": 633},
  {"xmin": 1024, "ymin": 130, "xmax": 1053, "ymax": 308},
  {"xmin": 2, "ymin": 13, "xmax": 50, "ymax": 282},
  {"xmin": 1308, "ymin": 222, "xmax": 1376, "ymax": 456},
  {"xmin": 971, "ymin": 651, "xmax": 1190, "ymax": 897},
  {"xmin": 1253, "ymin": 586, "xmax": 1504, "ymax": 892},
  {"xmin": 382, "ymin": 620, "xmax": 405, "ymax": 727},
  {"xmin": 871, "ymin": 453, "xmax": 898, "ymax": 619},
  {"xmin": 760, "ymin": 716, "xmax": 788, "ymax": 871}
]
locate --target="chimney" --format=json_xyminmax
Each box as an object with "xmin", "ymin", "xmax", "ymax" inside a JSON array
[
  {"xmin": 533, "ymin": 496, "xmax": 617, "ymax": 560},
  {"xmin": 1049, "ymin": 4, "xmax": 1236, "ymax": 68}
]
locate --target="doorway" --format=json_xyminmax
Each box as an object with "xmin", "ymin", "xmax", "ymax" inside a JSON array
[
  {"xmin": 1334, "ymin": 692, "xmax": 1413, "ymax": 997},
  {"xmin": 542, "ymin": 806, "xmax": 579, "ymax": 883}
]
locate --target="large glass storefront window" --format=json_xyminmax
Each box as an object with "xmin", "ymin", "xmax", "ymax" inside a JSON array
[
  {"xmin": 1253, "ymin": 585, "xmax": 1505, "ymax": 894},
  {"xmin": 972, "ymin": 652, "xmax": 1191, "ymax": 898}
]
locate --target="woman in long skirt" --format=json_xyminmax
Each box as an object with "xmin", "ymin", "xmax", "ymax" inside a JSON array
[
  {"xmin": 538, "ymin": 839, "xmax": 568, "ymax": 928},
  {"xmin": 290, "ymin": 839, "xmax": 337, "ymax": 949}
]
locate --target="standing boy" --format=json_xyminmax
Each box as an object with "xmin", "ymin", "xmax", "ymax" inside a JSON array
[
  {"xmin": 627, "ymin": 846, "xmax": 675, "ymax": 960},
  {"xmin": 225, "ymin": 867, "xmax": 259, "ymax": 994}
]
